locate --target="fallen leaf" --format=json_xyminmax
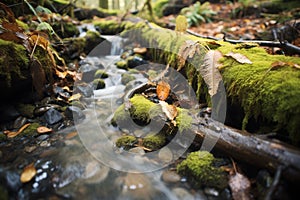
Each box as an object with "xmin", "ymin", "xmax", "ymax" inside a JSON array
[
  {"xmin": 177, "ymin": 40, "xmax": 203, "ymax": 71},
  {"xmin": 20, "ymin": 163, "xmax": 37, "ymax": 183},
  {"xmin": 225, "ymin": 51, "xmax": 252, "ymax": 64},
  {"xmin": 156, "ymin": 81, "xmax": 171, "ymax": 101},
  {"xmin": 37, "ymin": 126, "xmax": 52, "ymax": 134},
  {"xmin": 229, "ymin": 172, "xmax": 251, "ymax": 200},
  {"xmin": 7, "ymin": 123, "xmax": 31, "ymax": 138},
  {"xmin": 65, "ymin": 131, "xmax": 78, "ymax": 139},
  {"xmin": 159, "ymin": 101, "xmax": 178, "ymax": 125},
  {"xmin": 270, "ymin": 61, "xmax": 300, "ymax": 70},
  {"xmin": 199, "ymin": 50, "xmax": 223, "ymax": 96},
  {"xmin": 69, "ymin": 93, "xmax": 82, "ymax": 101}
]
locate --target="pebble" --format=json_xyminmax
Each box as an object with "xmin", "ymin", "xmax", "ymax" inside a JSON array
[
  {"xmin": 161, "ymin": 170, "xmax": 181, "ymax": 183},
  {"xmin": 42, "ymin": 108, "xmax": 63, "ymax": 125},
  {"xmin": 24, "ymin": 146, "xmax": 37, "ymax": 153},
  {"xmin": 128, "ymin": 147, "xmax": 145, "ymax": 155},
  {"xmin": 13, "ymin": 116, "xmax": 27, "ymax": 129},
  {"xmin": 36, "ymin": 134, "xmax": 50, "ymax": 141}
]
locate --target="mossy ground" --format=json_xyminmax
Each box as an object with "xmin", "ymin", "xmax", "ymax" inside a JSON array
[
  {"xmin": 115, "ymin": 135, "xmax": 137, "ymax": 150},
  {"xmin": 177, "ymin": 151, "xmax": 228, "ymax": 189}
]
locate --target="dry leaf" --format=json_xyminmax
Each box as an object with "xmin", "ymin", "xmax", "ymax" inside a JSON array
[
  {"xmin": 225, "ymin": 51, "xmax": 252, "ymax": 64},
  {"xmin": 7, "ymin": 123, "xmax": 31, "ymax": 138},
  {"xmin": 177, "ymin": 40, "xmax": 202, "ymax": 71},
  {"xmin": 271, "ymin": 61, "xmax": 300, "ymax": 70},
  {"xmin": 55, "ymin": 69, "xmax": 68, "ymax": 79},
  {"xmin": 156, "ymin": 81, "xmax": 171, "ymax": 101},
  {"xmin": 229, "ymin": 172, "xmax": 251, "ymax": 200},
  {"xmin": 37, "ymin": 126, "xmax": 52, "ymax": 134},
  {"xmin": 20, "ymin": 163, "xmax": 37, "ymax": 183},
  {"xmin": 69, "ymin": 93, "xmax": 81, "ymax": 101},
  {"xmin": 159, "ymin": 101, "xmax": 178, "ymax": 125},
  {"xmin": 199, "ymin": 50, "xmax": 223, "ymax": 96}
]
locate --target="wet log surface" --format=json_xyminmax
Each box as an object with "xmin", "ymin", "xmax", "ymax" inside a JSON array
[{"xmin": 126, "ymin": 82, "xmax": 300, "ymax": 182}]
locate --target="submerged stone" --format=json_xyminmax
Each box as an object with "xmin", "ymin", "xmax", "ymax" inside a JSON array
[
  {"xmin": 121, "ymin": 73, "xmax": 135, "ymax": 85},
  {"xmin": 94, "ymin": 69, "xmax": 108, "ymax": 79}
]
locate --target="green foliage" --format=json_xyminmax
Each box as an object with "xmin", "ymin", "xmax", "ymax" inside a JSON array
[
  {"xmin": 180, "ymin": 2, "xmax": 216, "ymax": 26},
  {"xmin": 177, "ymin": 151, "xmax": 228, "ymax": 189},
  {"xmin": 153, "ymin": 0, "xmax": 169, "ymax": 18},
  {"xmin": 116, "ymin": 135, "xmax": 137, "ymax": 150}
]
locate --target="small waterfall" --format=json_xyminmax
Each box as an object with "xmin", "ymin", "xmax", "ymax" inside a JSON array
[{"xmin": 101, "ymin": 35, "xmax": 123, "ymax": 55}]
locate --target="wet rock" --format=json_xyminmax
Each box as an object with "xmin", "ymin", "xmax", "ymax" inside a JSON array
[
  {"xmin": 42, "ymin": 108, "xmax": 63, "ymax": 125},
  {"xmin": 116, "ymin": 60, "xmax": 128, "ymax": 70},
  {"xmin": 204, "ymin": 187, "xmax": 219, "ymax": 197},
  {"xmin": 162, "ymin": 170, "xmax": 181, "ymax": 183},
  {"xmin": 79, "ymin": 64, "xmax": 99, "ymax": 82},
  {"xmin": 13, "ymin": 116, "xmax": 27, "ymax": 129},
  {"xmin": 127, "ymin": 56, "xmax": 148, "ymax": 68},
  {"xmin": 83, "ymin": 160, "xmax": 110, "ymax": 184},
  {"xmin": 37, "ymin": 134, "xmax": 50, "ymax": 141},
  {"xmin": 5, "ymin": 170, "xmax": 22, "ymax": 192},
  {"xmin": 64, "ymin": 106, "xmax": 85, "ymax": 121},
  {"xmin": 128, "ymin": 147, "xmax": 145, "ymax": 155},
  {"xmin": 93, "ymin": 78, "xmax": 106, "ymax": 90},
  {"xmin": 58, "ymin": 161, "xmax": 84, "ymax": 188},
  {"xmin": 75, "ymin": 84, "xmax": 93, "ymax": 97},
  {"xmin": 172, "ymin": 187, "xmax": 194, "ymax": 200},
  {"xmin": 24, "ymin": 145, "xmax": 37, "ymax": 153},
  {"xmin": 158, "ymin": 147, "xmax": 173, "ymax": 163}
]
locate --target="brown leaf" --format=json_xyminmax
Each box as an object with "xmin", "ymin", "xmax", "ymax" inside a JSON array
[
  {"xmin": 20, "ymin": 163, "xmax": 37, "ymax": 183},
  {"xmin": 177, "ymin": 40, "xmax": 201, "ymax": 71},
  {"xmin": 225, "ymin": 51, "xmax": 252, "ymax": 64},
  {"xmin": 229, "ymin": 172, "xmax": 251, "ymax": 200},
  {"xmin": 270, "ymin": 61, "xmax": 300, "ymax": 70},
  {"xmin": 200, "ymin": 50, "xmax": 223, "ymax": 96},
  {"xmin": 156, "ymin": 81, "xmax": 171, "ymax": 101},
  {"xmin": 159, "ymin": 101, "xmax": 178, "ymax": 125},
  {"xmin": 37, "ymin": 126, "xmax": 52, "ymax": 134},
  {"xmin": 30, "ymin": 59, "xmax": 46, "ymax": 99},
  {"xmin": 7, "ymin": 123, "xmax": 31, "ymax": 138},
  {"xmin": 65, "ymin": 131, "xmax": 78, "ymax": 139}
]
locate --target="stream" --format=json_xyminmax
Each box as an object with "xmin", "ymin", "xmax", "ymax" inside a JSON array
[{"xmin": 0, "ymin": 32, "xmax": 231, "ymax": 199}]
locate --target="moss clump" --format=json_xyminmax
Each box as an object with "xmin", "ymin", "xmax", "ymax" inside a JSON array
[
  {"xmin": 143, "ymin": 133, "xmax": 166, "ymax": 150},
  {"xmin": 116, "ymin": 60, "xmax": 128, "ymax": 70},
  {"xmin": 0, "ymin": 39, "xmax": 29, "ymax": 86},
  {"xmin": 94, "ymin": 20, "xmax": 124, "ymax": 35},
  {"xmin": 94, "ymin": 69, "xmax": 108, "ymax": 79},
  {"xmin": 16, "ymin": 104, "xmax": 35, "ymax": 118},
  {"xmin": 177, "ymin": 151, "xmax": 228, "ymax": 189},
  {"xmin": 121, "ymin": 73, "xmax": 135, "ymax": 85},
  {"xmin": 93, "ymin": 78, "xmax": 105, "ymax": 89},
  {"xmin": 129, "ymin": 95, "xmax": 156, "ymax": 123},
  {"xmin": 176, "ymin": 108, "xmax": 193, "ymax": 132},
  {"xmin": 153, "ymin": 0, "xmax": 169, "ymax": 18},
  {"xmin": 116, "ymin": 135, "xmax": 137, "ymax": 150},
  {"xmin": 20, "ymin": 122, "xmax": 40, "ymax": 136},
  {"xmin": 52, "ymin": 22, "xmax": 79, "ymax": 38}
]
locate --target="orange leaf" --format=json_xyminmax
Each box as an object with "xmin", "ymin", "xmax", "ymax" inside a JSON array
[
  {"xmin": 37, "ymin": 126, "xmax": 52, "ymax": 134},
  {"xmin": 156, "ymin": 81, "xmax": 170, "ymax": 101},
  {"xmin": 20, "ymin": 163, "xmax": 37, "ymax": 183},
  {"xmin": 7, "ymin": 123, "xmax": 31, "ymax": 138}
]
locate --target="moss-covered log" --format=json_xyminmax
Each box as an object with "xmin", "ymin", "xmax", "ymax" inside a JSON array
[{"xmin": 98, "ymin": 20, "xmax": 300, "ymax": 145}]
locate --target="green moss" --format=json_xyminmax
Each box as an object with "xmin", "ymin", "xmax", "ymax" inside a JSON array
[
  {"xmin": 16, "ymin": 19, "xmax": 29, "ymax": 30},
  {"xmin": 0, "ymin": 39, "xmax": 29, "ymax": 86},
  {"xmin": 94, "ymin": 20, "xmax": 124, "ymax": 35},
  {"xmin": 116, "ymin": 60, "xmax": 128, "ymax": 70},
  {"xmin": 143, "ymin": 133, "xmax": 166, "ymax": 150},
  {"xmin": 20, "ymin": 122, "xmax": 40, "ymax": 136},
  {"xmin": 153, "ymin": 0, "xmax": 169, "ymax": 18},
  {"xmin": 116, "ymin": 135, "xmax": 137, "ymax": 150},
  {"xmin": 16, "ymin": 104, "xmax": 35, "ymax": 118},
  {"xmin": 129, "ymin": 95, "xmax": 156, "ymax": 123},
  {"xmin": 93, "ymin": 78, "xmax": 105, "ymax": 89},
  {"xmin": 177, "ymin": 151, "xmax": 228, "ymax": 189},
  {"xmin": 94, "ymin": 69, "xmax": 108, "ymax": 79},
  {"xmin": 53, "ymin": 22, "xmax": 79, "ymax": 38},
  {"xmin": 176, "ymin": 108, "xmax": 193, "ymax": 132},
  {"xmin": 121, "ymin": 73, "xmax": 135, "ymax": 85}
]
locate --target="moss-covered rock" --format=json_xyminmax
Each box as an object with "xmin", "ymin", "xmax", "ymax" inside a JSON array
[
  {"xmin": 143, "ymin": 133, "xmax": 166, "ymax": 150},
  {"xmin": 116, "ymin": 60, "xmax": 128, "ymax": 70},
  {"xmin": 115, "ymin": 135, "xmax": 137, "ymax": 150},
  {"xmin": 20, "ymin": 122, "xmax": 40, "ymax": 136},
  {"xmin": 93, "ymin": 78, "xmax": 105, "ymax": 90},
  {"xmin": 94, "ymin": 69, "xmax": 108, "ymax": 79},
  {"xmin": 52, "ymin": 22, "xmax": 79, "ymax": 38},
  {"xmin": 177, "ymin": 151, "xmax": 228, "ymax": 189},
  {"xmin": 121, "ymin": 73, "xmax": 135, "ymax": 85}
]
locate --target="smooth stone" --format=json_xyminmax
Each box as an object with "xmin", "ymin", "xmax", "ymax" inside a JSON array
[
  {"xmin": 204, "ymin": 187, "xmax": 219, "ymax": 197},
  {"xmin": 24, "ymin": 145, "xmax": 37, "ymax": 153},
  {"xmin": 161, "ymin": 170, "xmax": 181, "ymax": 183},
  {"xmin": 64, "ymin": 106, "xmax": 85, "ymax": 121},
  {"xmin": 127, "ymin": 56, "xmax": 147, "ymax": 68},
  {"xmin": 128, "ymin": 147, "xmax": 145, "ymax": 155},
  {"xmin": 13, "ymin": 116, "xmax": 27, "ymax": 129},
  {"xmin": 5, "ymin": 171, "xmax": 22, "ymax": 192},
  {"xmin": 158, "ymin": 147, "xmax": 173, "ymax": 163},
  {"xmin": 172, "ymin": 187, "xmax": 194, "ymax": 200},
  {"xmin": 75, "ymin": 84, "xmax": 93, "ymax": 97},
  {"xmin": 79, "ymin": 64, "xmax": 99, "ymax": 82},
  {"xmin": 42, "ymin": 108, "xmax": 63, "ymax": 125}
]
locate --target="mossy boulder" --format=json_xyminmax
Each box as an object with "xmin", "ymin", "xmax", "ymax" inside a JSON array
[
  {"xmin": 112, "ymin": 95, "xmax": 193, "ymax": 133},
  {"xmin": 52, "ymin": 22, "xmax": 79, "ymax": 38},
  {"xmin": 115, "ymin": 135, "xmax": 137, "ymax": 150},
  {"xmin": 116, "ymin": 60, "xmax": 128, "ymax": 70},
  {"xmin": 143, "ymin": 133, "xmax": 166, "ymax": 150},
  {"xmin": 177, "ymin": 151, "xmax": 228, "ymax": 189},
  {"xmin": 94, "ymin": 69, "xmax": 108, "ymax": 79},
  {"xmin": 93, "ymin": 78, "xmax": 105, "ymax": 90}
]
